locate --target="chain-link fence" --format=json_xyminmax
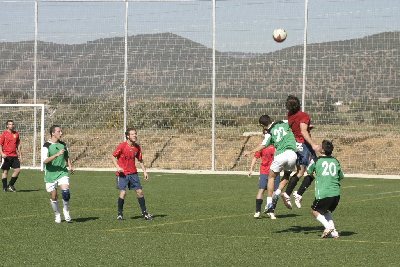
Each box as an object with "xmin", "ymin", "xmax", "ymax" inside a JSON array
[{"xmin": 1, "ymin": 0, "xmax": 399, "ymax": 174}]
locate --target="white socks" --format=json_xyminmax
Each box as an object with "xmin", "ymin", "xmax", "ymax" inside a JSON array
[
  {"xmin": 324, "ymin": 212, "xmax": 335, "ymax": 229},
  {"xmin": 62, "ymin": 199, "xmax": 70, "ymax": 212},
  {"xmin": 50, "ymin": 200, "xmax": 60, "ymax": 215},
  {"xmin": 316, "ymin": 214, "xmax": 332, "ymax": 229}
]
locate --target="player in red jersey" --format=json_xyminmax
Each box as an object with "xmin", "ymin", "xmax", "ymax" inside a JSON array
[
  {"xmin": 248, "ymin": 144, "xmax": 280, "ymax": 219},
  {"xmin": 0, "ymin": 120, "xmax": 22, "ymax": 192},
  {"xmin": 281, "ymin": 95, "xmax": 321, "ymax": 209},
  {"xmin": 111, "ymin": 128, "xmax": 152, "ymax": 221}
]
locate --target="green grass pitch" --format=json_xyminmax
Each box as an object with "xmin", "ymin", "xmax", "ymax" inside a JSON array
[{"xmin": 0, "ymin": 170, "xmax": 399, "ymax": 266}]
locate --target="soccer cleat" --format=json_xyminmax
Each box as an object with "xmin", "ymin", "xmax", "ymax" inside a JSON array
[
  {"xmin": 266, "ymin": 212, "xmax": 277, "ymax": 220},
  {"xmin": 143, "ymin": 213, "xmax": 153, "ymax": 221},
  {"xmin": 293, "ymin": 191, "xmax": 302, "ymax": 208},
  {"xmin": 117, "ymin": 213, "xmax": 123, "ymax": 220},
  {"xmin": 3, "ymin": 188, "xmax": 8, "ymax": 192},
  {"xmin": 55, "ymin": 213, "xmax": 62, "ymax": 224},
  {"xmin": 331, "ymin": 230, "xmax": 339, "ymax": 239},
  {"xmin": 321, "ymin": 228, "xmax": 334, "ymax": 238},
  {"xmin": 253, "ymin": 212, "xmax": 261, "ymax": 219},
  {"xmin": 63, "ymin": 209, "xmax": 72, "ymax": 223},
  {"xmin": 281, "ymin": 192, "xmax": 292, "ymax": 209},
  {"xmin": 7, "ymin": 185, "xmax": 16, "ymax": 192}
]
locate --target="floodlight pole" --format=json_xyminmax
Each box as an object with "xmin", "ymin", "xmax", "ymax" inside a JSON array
[{"xmin": 301, "ymin": 0, "xmax": 309, "ymax": 112}]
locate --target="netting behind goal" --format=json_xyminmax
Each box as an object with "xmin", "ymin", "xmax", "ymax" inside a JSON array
[{"xmin": 0, "ymin": 0, "xmax": 399, "ymax": 175}]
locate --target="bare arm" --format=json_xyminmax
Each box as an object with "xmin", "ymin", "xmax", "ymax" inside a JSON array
[
  {"xmin": 43, "ymin": 149, "xmax": 64, "ymax": 164},
  {"xmin": 111, "ymin": 155, "xmax": 124, "ymax": 173},
  {"xmin": 17, "ymin": 143, "xmax": 22, "ymax": 160},
  {"xmin": 244, "ymin": 144, "xmax": 265, "ymax": 157},
  {"xmin": 0, "ymin": 145, "xmax": 5, "ymax": 158},
  {"xmin": 67, "ymin": 157, "xmax": 74, "ymax": 174},
  {"xmin": 300, "ymin": 122, "xmax": 320, "ymax": 152},
  {"xmin": 248, "ymin": 156, "xmax": 258, "ymax": 177},
  {"xmin": 138, "ymin": 160, "xmax": 149, "ymax": 180}
]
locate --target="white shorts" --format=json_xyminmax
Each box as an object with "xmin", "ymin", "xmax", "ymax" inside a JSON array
[
  {"xmin": 45, "ymin": 176, "xmax": 70, "ymax": 192},
  {"xmin": 270, "ymin": 150, "xmax": 297, "ymax": 173}
]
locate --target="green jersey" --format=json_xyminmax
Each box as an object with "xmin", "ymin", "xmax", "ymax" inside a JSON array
[
  {"xmin": 42, "ymin": 141, "xmax": 70, "ymax": 183},
  {"xmin": 262, "ymin": 120, "xmax": 297, "ymax": 156},
  {"xmin": 307, "ymin": 156, "xmax": 344, "ymax": 199}
]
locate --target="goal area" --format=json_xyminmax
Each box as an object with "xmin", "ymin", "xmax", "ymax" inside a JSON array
[{"xmin": 0, "ymin": 104, "xmax": 45, "ymax": 171}]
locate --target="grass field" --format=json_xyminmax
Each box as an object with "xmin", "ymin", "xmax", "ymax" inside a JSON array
[{"xmin": 0, "ymin": 170, "xmax": 399, "ymax": 266}]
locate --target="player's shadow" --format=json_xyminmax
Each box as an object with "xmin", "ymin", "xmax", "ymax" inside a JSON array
[
  {"xmin": 16, "ymin": 189, "xmax": 40, "ymax": 193},
  {"xmin": 130, "ymin": 214, "xmax": 168, "ymax": 220},
  {"xmin": 276, "ymin": 214, "xmax": 301, "ymax": 219},
  {"xmin": 276, "ymin": 226, "xmax": 357, "ymax": 237},
  {"xmin": 73, "ymin": 217, "xmax": 100, "ymax": 223},
  {"xmin": 275, "ymin": 225, "xmax": 323, "ymax": 235},
  {"xmin": 338, "ymin": 231, "xmax": 356, "ymax": 237}
]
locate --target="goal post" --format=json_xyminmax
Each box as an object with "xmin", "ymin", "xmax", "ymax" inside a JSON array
[{"xmin": 0, "ymin": 104, "xmax": 45, "ymax": 171}]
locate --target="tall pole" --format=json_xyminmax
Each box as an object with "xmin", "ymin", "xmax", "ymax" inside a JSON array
[
  {"xmin": 33, "ymin": 0, "xmax": 38, "ymax": 167},
  {"xmin": 123, "ymin": 0, "xmax": 128, "ymax": 139},
  {"xmin": 211, "ymin": 0, "xmax": 216, "ymax": 171},
  {"xmin": 301, "ymin": 0, "xmax": 309, "ymax": 111}
]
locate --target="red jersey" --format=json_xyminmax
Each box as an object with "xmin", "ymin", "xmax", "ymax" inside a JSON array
[
  {"xmin": 0, "ymin": 130, "xmax": 20, "ymax": 157},
  {"xmin": 254, "ymin": 145, "xmax": 275, "ymax": 174},
  {"xmin": 112, "ymin": 141, "xmax": 143, "ymax": 175},
  {"xmin": 287, "ymin": 111, "xmax": 311, "ymax": 143}
]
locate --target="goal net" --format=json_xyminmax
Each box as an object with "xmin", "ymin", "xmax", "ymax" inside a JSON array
[{"xmin": 0, "ymin": 104, "xmax": 45, "ymax": 171}]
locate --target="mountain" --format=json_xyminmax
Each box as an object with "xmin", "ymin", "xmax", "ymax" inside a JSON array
[{"xmin": 1, "ymin": 32, "xmax": 399, "ymax": 102}]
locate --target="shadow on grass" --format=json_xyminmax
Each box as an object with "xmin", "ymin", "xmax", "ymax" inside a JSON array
[
  {"xmin": 338, "ymin": 231, "xmax": 356, "ymax": 237},
  {"xmin": 275, "ymin": 225, "xmax": 323, "ymax": 235},
  {"xmin": 276, "ymin": 226, "xmax": 357, "ymax": 237},
  {"xmin": 276, "ymin": 214, "xmax": 301, "ymax": 219},
  {"xmin": 73, "ymin": 217, "xmax": 100, "ymax": 223},
  {"xmin": 16, "ymin": 189, "xmax": 40, "ymax": 193},
  {"xmin": 130, "ymin": 214, "xmax": 168, "ymax": 220}
]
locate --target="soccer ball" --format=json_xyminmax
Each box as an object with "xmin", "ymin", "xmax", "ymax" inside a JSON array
[{"xmin": 273, "ymin": 28, "xmax": 287, "ymax": 43}]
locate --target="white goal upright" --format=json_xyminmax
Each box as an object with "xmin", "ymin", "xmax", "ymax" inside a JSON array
[{"xmin": 0, "ymin": 104, "xmax": 45, "ymax": 171}]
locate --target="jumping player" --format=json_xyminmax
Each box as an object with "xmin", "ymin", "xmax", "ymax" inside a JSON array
[
  {"xmin": 245, "ymin": 115, "xmax": 297, "ymax": 219},
  {"xmin": 281, "ymin": 95, "xmax": 320, "ymax": 209}
]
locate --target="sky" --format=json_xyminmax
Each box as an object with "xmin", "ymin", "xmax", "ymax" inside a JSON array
[{"xmin": 1, "ymin": 0, "xmax": 399, "ymax": 53}]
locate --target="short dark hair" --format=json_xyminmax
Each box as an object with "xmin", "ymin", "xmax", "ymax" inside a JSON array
[
  {"xmin": 286, "ymin": 95, "xmax": 301, "ymax": 115},
  {"xmin": 259, "ymin": 115, "xmax": 273, "ymax": 128},
  {"xmin": 322, "ymin": 140, "xmax": 334, "ymax": 156},
  {"xmin": 125, "ymin": 127, "xmax": 137, "ymax": 139},
  {"xmin": 49, "ymin": 125, "xmax": 61, "ymax": 136},
  {"xmin": 6, "ymin": 120, "xmax": 14, "ymax": 125}
]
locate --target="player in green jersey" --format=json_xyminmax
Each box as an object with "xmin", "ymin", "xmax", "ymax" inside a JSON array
[
  {"xmin": 42, "ymin": 125, "xmax": 74, "ymax": 223},
  {"xmin": 245, "ymin": 115, "xmax": 297, "ymax": 219},
  {"xmin": 308, "ymin": 140, "xmax": 344, "ymax": 238}
]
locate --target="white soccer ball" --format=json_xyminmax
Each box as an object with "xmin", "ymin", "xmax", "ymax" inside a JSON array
[{"xmin": 273, "ymin": 28, "xmax": 287, "ymax": 43}]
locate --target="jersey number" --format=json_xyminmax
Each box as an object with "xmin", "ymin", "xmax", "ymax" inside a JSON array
[
  {"xmin": 273, "ymin": 127, "xmax": 288, "ymax": 142},
  {"xmin": 321, "ymin": 161, "xmax": 337, "ymax": 176}
]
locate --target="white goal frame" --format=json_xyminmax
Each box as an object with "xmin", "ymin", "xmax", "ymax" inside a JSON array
[{"xmin": 0, "ymin": 104, "xmax": 45, "ymax": 171}]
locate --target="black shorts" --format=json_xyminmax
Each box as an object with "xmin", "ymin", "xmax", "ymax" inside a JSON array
[
  {"xmin": 1, "ymin": 156, "xmax": 21, "ymax": 170},
  {"xmin": 311, "ymin": 196, "xmax": 340, "ymax": 214}
]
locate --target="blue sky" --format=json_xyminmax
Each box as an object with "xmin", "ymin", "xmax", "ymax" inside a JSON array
[{"xmin": 1, "ymin": 0, "xmax": 399, "ymax": 52}]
